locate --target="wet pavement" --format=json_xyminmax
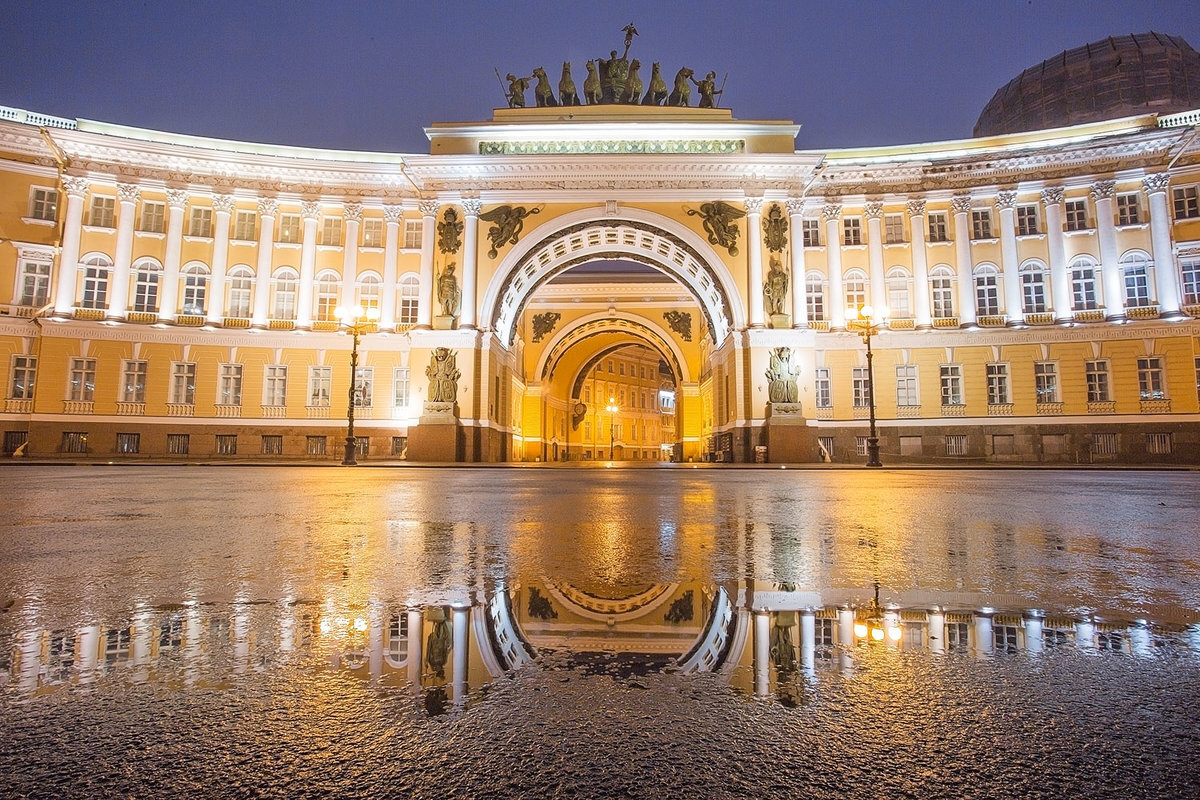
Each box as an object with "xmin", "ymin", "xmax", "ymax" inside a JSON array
[{"xmin": 2, "ymin": 466, "xmax": 1198, "ymax": 798}]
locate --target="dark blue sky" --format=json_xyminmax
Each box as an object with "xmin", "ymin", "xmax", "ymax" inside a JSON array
[{"xmin": 3, "ymin": 1, "xmax": 1197, "ymax": 154}]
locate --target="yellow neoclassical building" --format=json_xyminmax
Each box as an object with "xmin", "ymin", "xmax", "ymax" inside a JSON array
[{"xmin": 2, "ymin": 57, "xmax": 1200, "ymax": 464}]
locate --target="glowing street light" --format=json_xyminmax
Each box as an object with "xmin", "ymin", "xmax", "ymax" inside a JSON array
[
  {"xmin": 605, "ymin": 397, "xmax": 619, "ymax": 460},
  {"xmin": 335, "ymin": 304, "xmax": 381, "ymax": 466},
  {"xmin": 845, "ymin": 303, "xmax": 887, "ymax": 468}
]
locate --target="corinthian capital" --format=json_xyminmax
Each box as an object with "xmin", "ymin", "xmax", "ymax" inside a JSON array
[
  {"xmin": 785, "ymin": 197, "xmax": 806, "ymax": 216},
  {"xmin": 950, "ymin": 194, "xmax": 972, "ymax": 215},
  {"xmin": 418, "ymin": 199, "xmax": 440, "ymax": 218},
  {"xmin": 1089, "ymin": 180, "xmax": 1116, "ymax": 201},
  {"xmin": 744, "ymin": 197, "xmax": 764, "ymax": 215},
  {"xmin": 995, "ymin": 191, "xmax": 1018, "ymax": 211},
  {"xmin": 383, "ymin": 204, "xmax": 404, "ymax": 223},
  {"xmin": 343, "ymin": 202, "xmax": 363, "ymax": 223},
  {"xmin": 211, "ymin": 193, "xmax": 235, "ymax": 214},
  {"xmin": 301, "ymin": 200, "xmax": 321, "ymax": 219},
  {"xmin": 1142, "ymin": 173, "xmax": 1171, "ymax": 195},
  {"xmin": 117, "ymin": 183, "xmax": 141, "ymax": 204},
  {"xmin": 461, "ymin": 199, "xmax": 482, "ymax": 217},
  {"xmin": 821, "ymin": 203, "xmax": 842, "ymax": 221},
  {"xmin": 166, "ymin": 189, "xmax": 189, "ymax": 209},
  {"xmin": 62, "ymin": 175, "xmax": 90, "ymax": 198},
  {"xmin": 905, "ymin": 199, "xmax": 926, "ymax": 217},
  {"xmin": 1040, "ymin": 187, "xmax": 1064, "ymax": 206},
  {"xmin": 257, "ymin": 197, "xmax": 278, "ymax": 217},
  {"xmin": 864, "ymin": 201, "xmax": 884, "ymax": 219}
]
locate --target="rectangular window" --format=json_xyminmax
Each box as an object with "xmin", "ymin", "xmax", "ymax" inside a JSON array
[
  {"xmin": 1116, "ymin": 193, "xmax": 1141, "ymax": 226},
  {"xmin": 121, "ymin": 360, "xmax": 147, "ymax": 403},
  {"xmin": 306, "ymin": 435, "xmax": 327, "ymax": 456},
  {"xmin": 884, "ymin": 214, "xmax": 904, "ymax": 244},
  {"xmin": 896, "ymin": 364, "xmax": 918, "ymax": 406},
  {"xmin": 89, "ymin": 196, "xmax": 115, "ymax": 228},
  {"xmin": 1092, "ymin": 433, "xmax": 1118, "ymax": 456},
  {"xmin": 167, "ymin": 433, "xmax": 190, "ymax": 455},
  {"xmin": 308, "ymin": 366, "xmax": 332, "ymax": 407},
  {"xmin": 278, "ymin": 213, "xmax": 301, "ymax": 243},
  {"xmin": 4, "ymin": 430, "xmax": 29, "ymax": 454},
  {"xmin": 1064, "ymin": 199, "xmax": 1089, "ymax": 231},
  {"xmin": 234, "ymin": 210, "xmax": 256, "ymax": 240},
  {"xmin": 139, "ymin": 201, "xmax": 165, "ymax": 233},
  {"xmin": 9, "ymin": 355, "xmax": 37, "ymax": 400},
  {"xmin": 1086, "ymin": 361, "xmax": 1111, "ymax": 402},
  {"xmin": 940, "ymin": 365, "xmax": 963, "ymax": 406},
  {"xmin": 261, "ymin": 435, "xmax": 283, "ymax": 455},
  {"xmin": 1172, "ymin": 185, "xmax": 1199, "ymax": 219},
  {"xmin": 354, "ymin": 366, "xmax": 373, "ymax": 408},
  {"xmin": 61, "ymin": 431, "xmax": 88, "ymax": 454},
  {"xmin": 188, "ymin": 207, "xmax": 212, "ymax": 237},
  {"xmin": 931, "ymin": 277, "xmax": 954, "ymax": 318},
  {"xmin": 1016, "ymin": 205, "xmax": 1039, "ymax": 236},
  {"xmin": 801, "ymin": 219, "xmax": 820, "ymax": 247},
  {"xmin": 842, "ymin": 217, "xmax": 862, "ymax": 246},
  {"xmin": 116, "ymin": 433, "xmax": 140, "ymax": 454},
  {"xmin": 393, "ymin": 367, "xmax": 410, "ymax": 409},
  {"xmin": 1146, "ymin": 433, "xmax": 1173, "ymax": 455},
  {"xmin": 68, "ymin": 358, "xmax": 96, "ymax": 402},
  {"xmin": 945, "ymin": 435, "xmax": 967, "ymax": 456},
  {"xmin": 927, "ymin": 212, "xmax": 949, "ymax": 243},
  {"xmin": 971, "ymin": 209, "xmax": 992, "ymax": 239},
  {"xmin": 1137, "ymin": 357, "xmax": 1165, "ymax": 400},
  {"xmin": 851, "ymin": 367, "xmax": 870, "ymax": 408},
  {"xmin": 806, "ymin": 277, "xmax": 825, "ymax": 321},
  {"xmin": 170, "ymin": 362, "xmax": 196, "ymax": 405},
  {"xmin": 392, "ymin": 436, "xmax": 407, "ymax": 456},
  {"xmin": 215, "ymin": 434, "xmax": 238, "ymax": 455},
  {"xmin": 817, "ymin": 436, "xmax": 834, "ymax": 460},
  {"xmin": 975, "ymin": 272, "xmax": 1000, "ymax": 316},
  {"xmin": 30, "ymin": 187, "xmax": 59, "ymax": 221},
  {"xmin": 855, "ymin": 436, "xmax": 868, "ymax": 457},
  {"xmin": 814, "ymin": 368, "xmax": 832, "ymax": 409},
  {"xmin": 986, "ymin": 363, "xmax": 1009, "ymax": 405},
  {"xmin": 218, "ymin": 364, "xmax": 243, "ymax": 406},
  {"xmin": 132, "ymin": 268, "xmax": 159, "ymax": 312},
  {"xmin": 320, "ymin": 217, "xmax": 342, "ymax": 246},
  {"xmin": 994, "ymin": 625, "xmax": 1019, "ymax": 654},
  {"xmin": 403, "ymin": 220, "xmax": 423, "ymax": 249},
  {"xmin": 1022, "ymin": 268, "xmax": 1047, "ymax": 313},
  {"xmin": 18, "ymin": 259, "xmax": 52, "ymax": 307},
  {"xmin": 264, "ymin": 365, "xmax": 287, "ymax": 406},
  {"xmin": 362, "ymin": 218, "xmax": 384, "ymax": 247},
  {"xmin": 1181, "ymin": 258, "xmax": 1200, "ymax": 305},
  {"xmin": 1034, "ymin": 362, "xmax": 1059, "ymax": 402}
]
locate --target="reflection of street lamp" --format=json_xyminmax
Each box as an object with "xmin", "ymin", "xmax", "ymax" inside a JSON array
[
  {"xmin": 606, "ymin": 397, "xmax": 619, "ymax": 460},
  {"xmin": 335, "ymin": 304, "xmax": 380, "ymax": 466},
  {"xmin": 852, "ymin": 580, "xmax": 902, "ymax": 643},
  {"xmin": 846, "ymin": 303, "xmax": 887, "ymax": 468}
]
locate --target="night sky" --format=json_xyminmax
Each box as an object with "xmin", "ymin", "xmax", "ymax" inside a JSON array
[{"xmin": 3, "ymin": 1, "xmax": 1197, "ymax": 154}]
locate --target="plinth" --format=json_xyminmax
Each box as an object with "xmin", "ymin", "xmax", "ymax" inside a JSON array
[
  {"xmin": 433, "ymin": 315, "xmax": 456, "ymax": 330},
  {"xmin": 769, "ymin": 313, "xmax": 791, "ymax": 329},
  {"xmin": 406, "ymin": 401, "xmax": 460, "ymax": 461},
  {"xmin": 766, "ymin": 402, "xmax": 810, "ymax": 463}
]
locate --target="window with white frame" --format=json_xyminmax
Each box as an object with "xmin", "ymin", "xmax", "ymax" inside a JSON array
[
  {"xmin": 181, "ymin": 264, "xmax": 209, "ymax": 315},
  {"xmin": 18, "ymin": 259, "xmax": 51, "ymax": 307},
  {"xmin": 1181, "ymin": 258, "xmax": 1200, "ymax": 305},
  {"xmin": 362, "ymin": 218, "xmax": 383, "ymax": 247},
  {"xmin": 131, "ymin": 260, "xmax": 160, "ymax": 313},
  {"xmin": 354, "ymin": 366, "xmax": 374, "ymax": 408},
  {"xmin": 1034, "ymin": 362, "xmax": 1060, "ymax": 402},
  {"xmin": 896, "ymin": 364, "xmax": 918, "ymax": 406},
  {"xmin": 1070, "ymin": 257, "xmax": 1099, "ymax": 310},
  {"xmin": 264, "ymin": 364, "xmax": 287, "ymax": 406},
  {"xmin": 356, "ymin": 273, "xmax": 381, "ymax": 313},
  {"xmin": 814, "ymin": 368, "xmax": 832, "ymax": 409},
  {"xmin": 844, "ymin": 271, "xmax": 866, "ymax": 311},
  {"xmin": 398, "ymin": 274, "xmax": 420, "ymax": 325},
  {"xmin": 842, "ymin": 217, "xmax": 862, "ymax": 246},
  {"xmin": 218, "ymin": 364, "xmax": 243, "ymax": 406},
  {"xmin": 139, "ymin": 200, "xmax": 165, "ymax": 233},
  {"xmin": 314, "ymin": 272, "xmax": 340, "ymax": 322},
  {"xmin": 1172, "ymin": 185, "xmax": 1199, "ymax": 219},
  {"xmin": 1064, "ymin": 198, "xmax": 1089, "ymax": 231},
  {"xmin": 320, "ymin": 216, "xmax": 342, "ymax": 246},
  {"xmin": 29, "ymin": 187, "xmax": 58, "ymax": 221},
  {"xmin": 855, "ymin": 436, "xmax": 868, "ymax": 457},
  {"xmin": 9, "ymin": 355, "xmax": 36, "ymax": 400},
  {"xmin": 1085, "ymin": 360, "xmax": 1111, "ymax": 402},
  {"xmin": 89, "ymin": 196, "xmax": 115, "ymax": 228},
  {"xmin": 234, "ymin": 210, "xmax": 256, "ymax": 241},
  {"xmin": 1016, "ymin": 205, "xmax": 1039, "ymax": 236},
  {"xmin": 805, "ymin": 273, "xmax": 825, "ymax": 321},
  {"xmin": 393, "ymin": 367, "xmax": 410, "ymax": 410},
  {"xmin": 278, "ymin": 213, "xmax": 301, "ymax": 244},
  {"xmin": 1137, "ymin": 357, "xmax": 1165, "ymax": 400},
  {"xmin": 308, "ymin": 366, "xmax": 331, "ymax": 407},
  {"xmin": 886, "ymin": 268, "xmax": 911, "ymax": 318},
  {"xmin": 188, "ymin": 207, "xmax": 212, "ymax": 237},
  {"xmin": 272, "ymin": 268, "xmax": 298, "ymax": 320},
  {"xmin": 226, "ymin": 266, "xmax": 253, "ymax": 317},
  {"xmin": 79, "ymin": 255, "xmax": 111, "ymax": 309},
  {"xmin": 170, "ymin": 362, "xmax": 196, "ymax": 405},
  {"xmin": 1020, "ymin": 261, "xmax": 1048, "ymax": 313},
  {"xmin": 1115, "ymin": 252, "xmax": 1152, "ymax": 308},
  {"xmin": 121, "ymin": 360, "xmax": 147, "ymax": 403},
  {"xmin": 68, "ymin": 358, "xmax": 96, "ymax": 401},
  {"xmin": 974, "ymin": 264, "xmax": 1000, "ymax": 316},
  {"xmin": 986, "ymin": 363, "xmax": 1010, "ymax": 405},
  {"xmin": 403, "ymin": 220, "xmax": 423, "ymax": 249},
  {"xmin": 801, "ymin": 219, "xmax": 820, "ymax": 247},
  {"xmin": 1116, "ymin": 193, "xmax": 1141, "ymax": 226},
  {"xmin": 851, "ymin": 367, "xmax": 870, "ymax": 408},
  {"xmin": 927, "ymin": 211, "xmax": 949, "ymax": 243},
  {"xmin": 884, "ymin": 214, "xmax": 904, "ymax": 244},
  {"xmin": 940, "ymin": 364, "xmax": 963, "ymax": 405},
  {"xmin": 930, "ymin": 266, "xmax": 955, "ymax": 318},
  {"xmin": 971, "ymin": 209, "xmax": 992, "ymax": 239}
]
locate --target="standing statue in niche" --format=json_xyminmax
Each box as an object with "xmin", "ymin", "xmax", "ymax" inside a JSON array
[
  {"xmin": 766, "ymin": 347, "xmax": 800, "ymax": 404},
  {"xmin": 426, "ymin": 348, "xmax": 460, "ymax": 403},
  {"xmin": 764, "ymin": 254, "xmax": 789, "ymax": 317},
  {"xmin": 437, "ymin": 263, "xmax": 461, "ymax": 318}
]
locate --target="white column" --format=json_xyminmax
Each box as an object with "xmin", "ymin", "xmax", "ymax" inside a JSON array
[
  {"xmin": 451, "ymin": 604, "xmax": 470, "ymax": 704},
  {"xmin": 159, "ymin": 190, "xmax": 187, "ymax": 321},
  {"xmin": 1023, "ymin": 611, "xmax": 1044, "ymax": 654},
  {"xmin": 927, "ymin": 607, "xmax": 946, "ymax": 655},
  {"xmin": 232, "ymin": 606, "xmax": 250, "ymax": 674},
  {"xmin": 1075, "ymin": 617, "xmax": 1095, "ymax": 649},
  {"xmin": 107, "ymin": 183, "xmax": 139, "ymax": 318},
  {"xmin": 406, "ymin": 608, "xmax": 424, "ymax": 686},
  {"xmin": 745, "ymin": 197, "xmax": 765, "ymax": 327},
  {"xmin": 206, "ymin": 194, "xmax": 233, "ymax": 323},
  {"xmin": 908, "ymin": 199, "xmax": 932, "ymax": 328},
  {"xmin": 786, "ymin": 198, "xmax": 808, "ymax": 327},
  {"xmin": 865, "ymin": 201, "xmax": 886, "ymax": 312},
  {"xmin": 823, "ymin": 204, "xmax": 845, "ymax": 328},
  {"xmin": 752, "ymin": 609, "xmax": 770, "ymax": 697},
  {"xmin": 417, "ymin": 200, "xmax": 438, "ymax": 328},
  {"xmin": 1129, "ymin": 620, "xmax": 1152, "ymax": 658},
  {"xmin": 296, "ymin": 200, "xmax": 320, "ymax": 326},
  {"xmin": 252, "ymin": 197, "xmax": 277, "ymax": 325},
  {"xmin": 1091, "ymin": 181, "xmax": 1124, "ymax": 320},
  {"xmin": 340, "ymin": 203, "xmax": 362, "ymax": 310},
  {"xmin": 836, "ymin": 604, "xmax": 855, "ymax": 648},
  {"xmin": 380, "ymin": 205, "xmax": 402, "ymax": 328},
  {"xmin": 1042, "ymin": 187, "xmax": 1072, "ymax": 321},
  {"xmin": 76, "ymin": 624, "xmax": 100, "ymax": 685},
  {"xmin": 460, "ymin": 200, "xmax": 481, "ymax": 328},
  {"xmin": 952, "ymin": 194, "xmax": 976, "ymax": 326},
  {"xmin": 973, "ymin": 610, "xmax": 994, "ymax": 658},
  {"xmin": 1144, "ymin": 174, "xmax": 1182, "ymax": 316},
  {"xmin": 14, "ymin": 630, "xmax": 42, "ymax": 693},
  {"xmin": 799, "ymin": 608, "xmax": 816, "ymax": 677},
  {"xmin": 997, "ymin": 191, "xmax": 1023, "ymax": 324},
  {"xmin": 53, "ymin": 176, "xmax": 89, "ymax": 313},
  {"xmin": 368, "ymin": 603, "xmax": 384, "ymax": 685}
]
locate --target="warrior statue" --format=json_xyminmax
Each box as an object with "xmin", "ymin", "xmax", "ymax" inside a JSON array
[
  {"xmin": 764, "ymin": 254, "xmax": 789, "ymax": 317},
  {"xmin": 426, "ymin": 348, "xmax": 460, "ymax": 403},
  {"xmin": 505, "ymin": 73, "xmax": 533, "ymax": 108},
  {"xmin": 437, "ymin": 263, "xmax": 461, "ymax": 318},
  {"xmin": 692, "ymin": 71, "xmax": 721, "ymax": 108}
]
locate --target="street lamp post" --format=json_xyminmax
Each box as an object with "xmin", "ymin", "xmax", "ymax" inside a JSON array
[
  {"xmin": 606, "ymin": 397, "xmax": 619, "ymax": 460},
  {"xmin": 846, "ymin": 304, "xmax": 887, "ymax": 468},
  {"xmin": 335, "ymin": 304, "xmax": 380, "ymax": 466}
]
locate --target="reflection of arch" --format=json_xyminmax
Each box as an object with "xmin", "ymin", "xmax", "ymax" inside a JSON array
[
  {"xmin": 482, "ymin": 207, "xmax": 742, "ymax": 348},
  {"xmin": 534, "ymin": 311, "xmax": 691, "ymax": 389},
  {"xmin": 545, "ymin": 582, "xmax": 679, "ymax": 622}
]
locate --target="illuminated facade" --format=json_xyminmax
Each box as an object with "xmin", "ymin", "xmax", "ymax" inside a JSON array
[{"xmin": 2, "ymin": 96, "xmax": 1199, "ymax": 463}]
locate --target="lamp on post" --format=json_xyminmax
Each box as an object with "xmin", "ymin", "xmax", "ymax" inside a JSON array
[
  {"xmin": 606, "ymin": 397, "xmax": 619, "ymax": 460},
  {"xmin": 845, "ymin": 303, "xmax": 887, "ymax": 468},
  {"xmin": 335, "ymin": 304, "xmax": 380, "ymax": 466}
]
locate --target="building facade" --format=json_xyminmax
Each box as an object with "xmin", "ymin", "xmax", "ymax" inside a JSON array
[{"xmin": 2, "ymin": 95, "xmax": 1199, "ymax": 464}]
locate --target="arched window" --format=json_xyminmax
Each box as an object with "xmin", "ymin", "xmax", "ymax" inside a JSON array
[
  {"xmin": 1119, "ymin": 250, "xmax": 1153, "ymax": 308},
  {"xmin": 181, "ymin": 263, "xmax": 210, "ymax": 315},
  {"xmin": 397, "ymin": 273, "xmax": 420, "ymax": 325},
  {"xmin": 1020, "ymin": 260, "xmax": 1048, "ymax": 314},
  {"xmin": 929, "ymin": 265, "xmax": 955, "ymax": 318},
  {"xmin": 272, "ymin": 267, "xmax": 299, "ymax": 320},
  {"xmin": 844, "ymin": 269, "xmax": 867, "ymax": 312},
  {"xmin": 78, "ymin": 253, "xmax": 112, "ymax": 309},
  {"xmin": 226, "ymin": 266, "xmax": 254, "ymax": 318},
  {"xmin": 1070, "ymin": 256, "xmax": 1100, "ymax": 311},
  {"xmin": 886, "ymin": 266, "xmax": 911, "ymax": 318},
  {"xmin": 314, "ymin": 271, "xmax": 340, "ymax": 322},
  {"xmin": 974, "ymin": 263, "xmax": 1000, "ymax": 316},
  {"xmin": 131, "ymin": 258, "xmax": 162, "ymax": 313},
  {"xmin": 356, "ymin": 272, "xmax": 381, "ymax": 313}
]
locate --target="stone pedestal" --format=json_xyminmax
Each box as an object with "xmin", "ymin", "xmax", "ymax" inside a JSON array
[
  {"xmin": 766, "ymin": 402, "xmax": 811, "ymax": 463},
  {"xmin": 769, "ymin": 313, "xmax": 791, "ymax": 329},
  {"xmin": 433, "ymin": 315, "xmax": 456, "ymax": 330},
  {"xmin": 406, "ymin": 401, "xmax": 460, "ymax": 461}
]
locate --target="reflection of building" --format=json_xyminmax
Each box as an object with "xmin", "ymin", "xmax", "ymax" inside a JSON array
[{"xmin": 2, "ymin": 33, "xmax": 1199, "ymax": 464}]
